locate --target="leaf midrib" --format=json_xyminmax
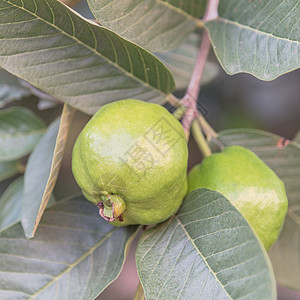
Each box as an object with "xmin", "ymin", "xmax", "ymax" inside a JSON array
[
  {"xmin": 2, "ymin": 0, "xmax": 168, "ymax": 97},
  {"xmin": 157, "ymin": 0, "xmax": 197, "ymax": 20},
  {"xmin": 29, "ymin": 227, "xmax": 118, "ymax": 298},
  {"xmin": 93, "ymin": 0, "xmax": 198, "ymax": 22},
  {"xmin": 0, "ymin": 128, "xmax": 46, "ymax": 140},
  {"xmin": 210, "ymin": 17, "xmax": 300, "ymax": 44},
  {"xmin": 174, "ymin": 203, "xmax": 232, "ymax": 300}
]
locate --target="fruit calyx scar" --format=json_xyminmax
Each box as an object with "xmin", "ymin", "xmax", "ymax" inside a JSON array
[{"xmin": 97, "ymin": 194, "xmax": 125, "ymax": 222}]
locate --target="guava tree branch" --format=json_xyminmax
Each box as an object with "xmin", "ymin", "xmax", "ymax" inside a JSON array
[{"xmin": 182, "ymin": 0, "xmax": 219, "ymax": 140}]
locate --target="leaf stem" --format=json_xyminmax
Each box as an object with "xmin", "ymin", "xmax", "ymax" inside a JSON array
[
  {"xmin": 181, "ymin": 0, "xmax": 219, "ymax": 142},
  {"xmin": 197, "ymin": 114, "xmax": 217, "ymax": 140},
  {"xmin": 166, "ymin": 94, "xmax": 180, "ymax": 107},
  {"xmin": 172, "ymin": 105, "xmax": 187, "ymax": 120},
  {"xmin": 181, "ymin": 29, "xmax": 211, "ymax": 140},
  {"xmin": 192, "ymin": 120, "xmax": 212, "ymax": 157}
]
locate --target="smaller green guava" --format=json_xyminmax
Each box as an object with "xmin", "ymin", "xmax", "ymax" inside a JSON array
[
  {"xmin": 72, "ymin": 99, "xmax": 188, "ymax": 226},
  {"xmin": 187, "ymin": 145, "xmax": 288, "ymax": 250}
]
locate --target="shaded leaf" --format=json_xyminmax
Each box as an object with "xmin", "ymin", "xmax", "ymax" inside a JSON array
[
  {"xmin": 32, "ymin": 104, "xmax": 76, "ymax": 237},
  {"xmin": 88, "ymin": 0, "xmax": 206, "ymax": 52},
  {"xmin": 0, "ymin": 195, "xmax": 137, "ymax": 299},
  {"xmin": 0, "ymin": 106, "xmax": 46, "ymax": 162},
  {"xmin": 294, "ymin": 130, "xmax": 300, "ymax": 145},
  {"xmin": 37, "ymin": 100, "xmax": 59, "ymax": 111},
  {"xmin": 0, "ymin": 160, "xmax": 20, "ymax": 182},
  {"xmin": 156, "ymin": 33, "xmax": 219, "ymax": 90},
  {"xmin": 0, "ymin": 176, "xmax": 23, "ymax": 233},
  {"xmin": 19, "ymin": 80, "xmax": 62, "ymax": 107},
  {"xmin": 0, "ymin": 0, "xmax": 174, "ymax": 115},
  {"xmin": 216, "ymin": 128, "xmax": 300, "ymax": 291},
  {"xmin": 205, "ymin": 0, "xmax": 300, "ymax": 80},
  {"xmin": 0, "ymin": 68, "xmax": 30, "ymax": 108},
  {"xmin": 61, "ymin": 0, "xmax": 81, "ymax": 7},
  {"xmin": 22, "ymin": 118, "xmax": 60, "ymax": 238},
  {"xmin": 74, "ymin": 0, "xmax": 95, "ymax": 19},
  {"xmin": 136, "ymin": 188, "xmax": 276, "ymax": 299}
]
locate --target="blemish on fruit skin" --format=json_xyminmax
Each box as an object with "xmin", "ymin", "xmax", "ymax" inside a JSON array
[{"xmin": 277, "ymin": 137, "xmax": 290, "ymax": 149}]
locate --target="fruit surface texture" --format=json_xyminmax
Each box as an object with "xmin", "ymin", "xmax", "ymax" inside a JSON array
[
  {"xmin": 188, "ymin": 145, "xmax": 288, "ymax": 250},
  {"xmin": 72, "ymin": 99, "xmax": 188, "ymax": 226}
]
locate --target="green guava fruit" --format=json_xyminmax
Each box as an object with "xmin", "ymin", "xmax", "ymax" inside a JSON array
[
  {"xmin": 72, "ymin": 99, "xmax": 188, "ymax": 226},
  {"xmin": 187, "ymin": 145, "xmax": 288, "ymax": 250}
]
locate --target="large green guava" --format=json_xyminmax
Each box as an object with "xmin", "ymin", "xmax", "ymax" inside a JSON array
[
  {"xmin": 72, "ymin": 99, "xmax": 188, "ymax": 226},
  {"xmin": 188, "ymin": 145, "xmax": 288, "ymax": 250}
]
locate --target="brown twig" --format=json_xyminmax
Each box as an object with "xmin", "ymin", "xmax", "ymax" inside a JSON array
[{"xmin": 181, "ymin": 0, "xmax": 219, "ymax": 140}]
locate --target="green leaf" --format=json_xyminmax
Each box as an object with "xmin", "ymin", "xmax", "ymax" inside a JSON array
[
  {"xmin": 0, "ymin": 68, "xmax": 30, "ymax": 108},
  {"xmin": 32, "ymin": 104, "xmax": 76, "ymax": 237},
  {"xmin": 88, "ymin": 0, "xmax": 205, "ymax": 52},
  {"xmin": 0, "ymin": 107, "xmax": 46, "ymax": 162},
  {"xmin": 0, "ymin": 176, "xmax": 23, "ymax": 233},
  {"xmin": 22, "ymin": 118, "xmax": 60, "ymax": 238},
  {"xmin": 0, "ymin": 195, "xmax": 137, "ymax": 299},
  {"xmin": 216, "ymin": 128, "xmax": 300, "ymax": 291},
  {"xmin": 0, "ymin": 0, "xmax": 174, "ymax": 115},
  {"xmin": 0, "ymin": 160, "xmax": 20, "ymax": 181},
  {"xmin": 156, "ymin": 33, "xmax": 219, "ymax": 90},
  {"xmin": 205, "ymin": 0, "xmax": 300, "ymax": 80},
  {"xmin": 136, "ymin": 188, "xmax": 276, "ymax": 299}
]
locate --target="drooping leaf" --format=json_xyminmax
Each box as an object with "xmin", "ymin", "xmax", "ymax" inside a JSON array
[
  {"xmin": 0, "ymin": 68, "xmax": 30, "ymax": 108},
  {"xmin": 0, "ymin": 195, "xmax": 138, "ymax": 299},
  {"xmin": 136, "ymin": 188, "xmax": 276, "ymax": 299},
  {"xmin": 215, "ymin": 128, "xmax": 300, "ymax": 291},
  {"xmin": 0, "ymin": 176, "xmax": 23, "ymax": 233},
  {"xmin": 0, "ymin": 107, "xmax": 46, "ymax": 162},
  {"xmin": 32, "ymin": 104, "xmax": 76, "ymax": 237},
  {"xmin": 0, "ymin": 0, "xmax": 174, "ymax": 115},
  {"xmin": 22, "ymin": 118, "xmax": 60, "ymax": 238},
  {"xmin": 156, "ymin": 33, "xmax": 220, "ymax": 90},
  {"xmin": 0, "ymin": 160, "xmax": 20, "ymax": 181},
  {"xmin": 88, "ymin": 0, "xmax": 206, "ymax": 52},
  {"xmin": 205, "ymin": 0, "xmax": 300, "ymax": 80}
]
